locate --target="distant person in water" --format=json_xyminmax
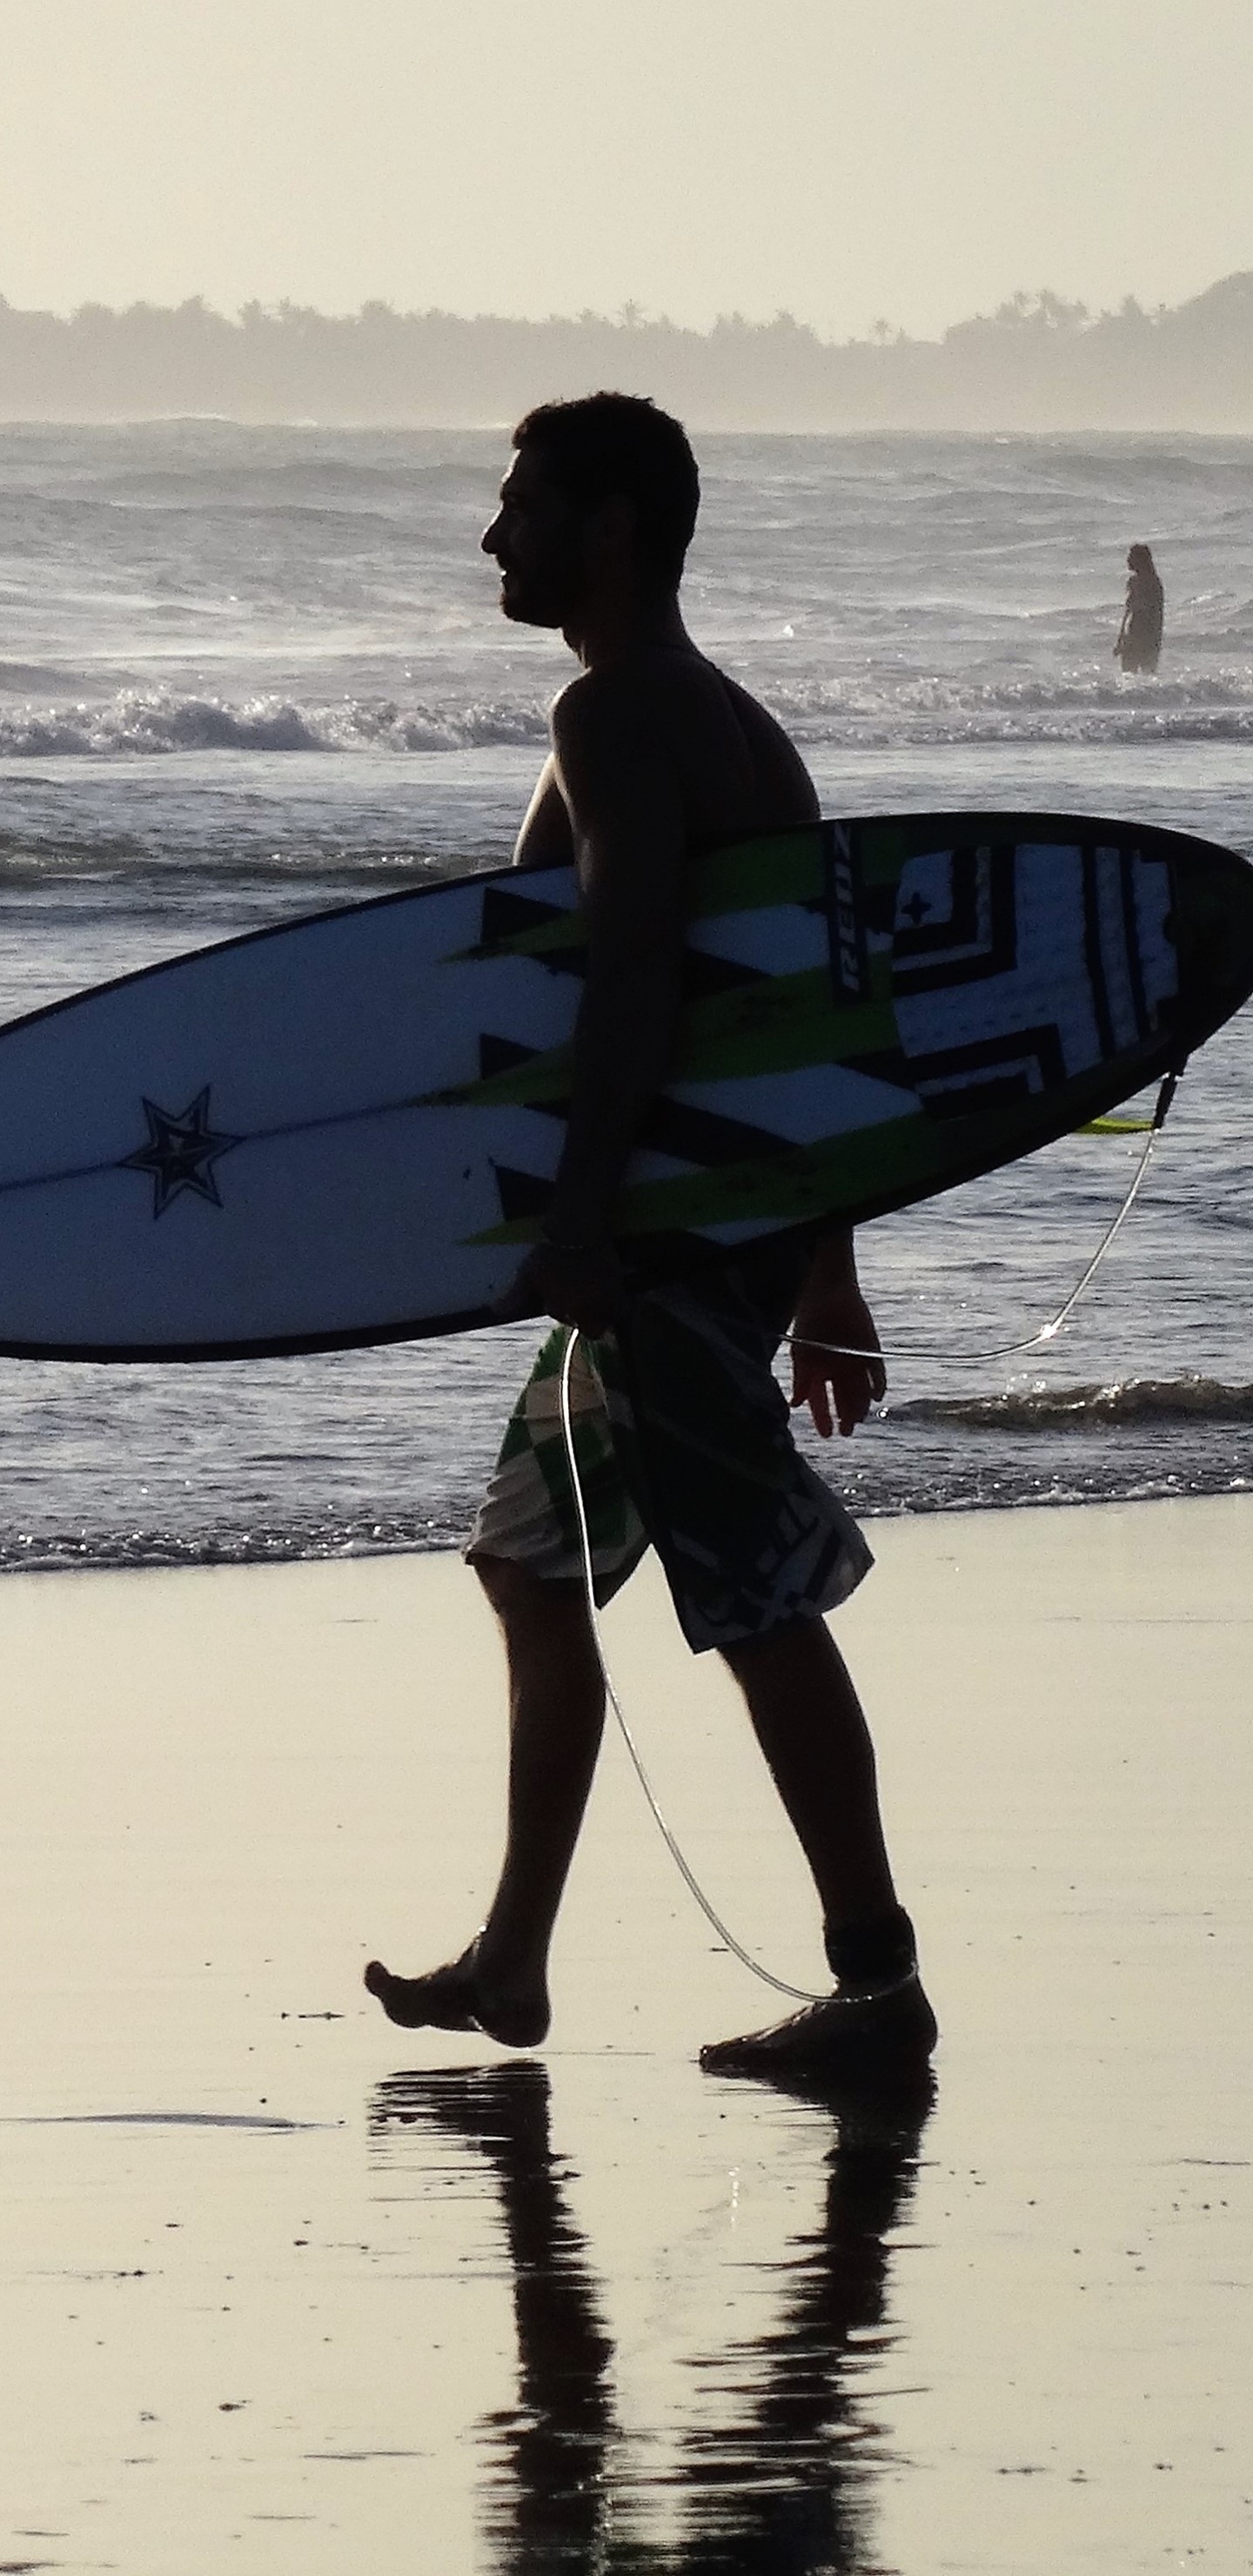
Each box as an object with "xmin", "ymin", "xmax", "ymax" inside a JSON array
[{"xmin": 1114, "ymin": 544, "xmax": 1164, "ymax": 675}]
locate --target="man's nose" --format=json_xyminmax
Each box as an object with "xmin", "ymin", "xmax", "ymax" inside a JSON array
[{"xmin": 481, "ymin": 512, "xmax": 504, "ymax": 556}]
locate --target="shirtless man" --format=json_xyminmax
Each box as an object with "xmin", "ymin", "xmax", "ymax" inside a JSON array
[{"xmin": 365, "ymin": 394, "xmax": 935, "ymax": 2074}]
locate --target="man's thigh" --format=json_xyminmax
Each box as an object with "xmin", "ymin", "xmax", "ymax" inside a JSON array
[
  {"xmin": 466, "ymin": 1325, "xmax": 649, "ymax": 1605},
  {"xmin": 607, "ymin": 1238, "xmax": 874, "ymax": 1654}
]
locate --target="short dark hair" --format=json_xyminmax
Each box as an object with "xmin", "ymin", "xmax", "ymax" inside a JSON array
[{"xmin": 513, "ymin": 392, "xmax": 700, "ymax": 587}]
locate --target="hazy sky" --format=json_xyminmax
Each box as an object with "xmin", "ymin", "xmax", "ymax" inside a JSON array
[{"xmin": 4, "ymin": 0, "xmax": 1252, "ymax": 338}]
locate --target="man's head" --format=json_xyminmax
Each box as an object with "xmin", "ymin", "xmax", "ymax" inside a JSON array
[{"xmin": 481, "ymin": 392, "xmax": 700, "ymax": 629}]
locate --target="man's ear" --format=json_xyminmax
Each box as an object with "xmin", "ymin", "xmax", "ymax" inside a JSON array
[{"xmin": 585, "ymin": 492, "xmax": 638, "ymax": 562}]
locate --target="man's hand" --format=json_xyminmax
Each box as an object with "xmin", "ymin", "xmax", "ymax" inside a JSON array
[
  {"xmin": 788, "ymin": 1230, "xmax": 886, "ymax": 1438},
  {"xmin": 493, "ymin": 1238, "xmax": 624, "ymax": 1338}
]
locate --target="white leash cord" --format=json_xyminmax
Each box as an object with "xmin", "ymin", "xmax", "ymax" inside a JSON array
[{"xmin": 785, "ymin": 1108, "xmax": 1168, "ymax": 1371}]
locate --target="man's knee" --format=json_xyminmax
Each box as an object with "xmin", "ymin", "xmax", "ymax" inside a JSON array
[
  {"xmin": 720, "ymin": 1607, "xmax": 826, "ymax": 1674},
  {"xmin": 470, "ymin": 1549, "xmax": 586, "ymax": 1627},
  {"xmin": 470, "ymin": 1548, "xmax": 539, "ymax": 1616}
]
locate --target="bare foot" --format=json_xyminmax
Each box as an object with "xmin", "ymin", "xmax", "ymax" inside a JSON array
[
  {"xmin": 364, "ymin": 1942, "xmax": 550, "ymax": 2049},
  {"xmin": 700, "ymin": 1973, "xmax": 937, "ymax": 2079}
]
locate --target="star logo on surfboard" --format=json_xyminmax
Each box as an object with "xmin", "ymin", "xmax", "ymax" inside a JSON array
[{"xmin": 121, "ymin": 1088, "xmax": 239, "ymax": 1217}]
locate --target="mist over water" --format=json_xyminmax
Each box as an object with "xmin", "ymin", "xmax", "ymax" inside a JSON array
[{"xmin": 1, "ymin": 424, "xmax": 1250, "ymax": 1569}]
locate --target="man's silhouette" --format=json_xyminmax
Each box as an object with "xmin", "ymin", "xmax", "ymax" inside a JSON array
[{"xmin": 366, "ymin": 396, "xmax": 935, "ymax": 2076}]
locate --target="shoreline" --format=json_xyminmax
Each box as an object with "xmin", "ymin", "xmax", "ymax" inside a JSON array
[{"xmin": 0, "ymin": 1472, "xmax": 1249, "ymax": 1583}]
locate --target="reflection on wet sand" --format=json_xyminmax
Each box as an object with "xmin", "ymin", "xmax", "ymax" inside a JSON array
[
  {"xmin": 369, "ymin": 2063, "xmax": 934, "ymax": 2574},
  {"xmin": 371, "ymin": 2065, "xmax": 620, "ymax": 2567},
  {"xmin": 671, "ymin": 2071, "xmax": 935, "ymax": 2575}
]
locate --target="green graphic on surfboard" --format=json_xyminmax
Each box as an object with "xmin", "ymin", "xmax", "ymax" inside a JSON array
[{"xmin": 441, "ymin": 815, "xmax": 1243, "ymax": 1255}]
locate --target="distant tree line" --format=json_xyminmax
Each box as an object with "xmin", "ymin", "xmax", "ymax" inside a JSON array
[{"xmin": 2, "ymin": 273, "xmax": 1253, "ymax": 430}]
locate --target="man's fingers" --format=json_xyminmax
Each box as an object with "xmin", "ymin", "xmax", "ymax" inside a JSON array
[
  {"xmin": 791, "ymin": 1290, "xmax": 886, "ymax": 1432},
  {"xmin": 792, "ymin": 1310, "xmax": 886, "ymax": 1440},
  {"xmin": 790, "ymin": 1356, "xmax": 830, "ymax": 1439},
  {"xmin": 790, "ymin": 1354, "xmax": 888, "ymax": 1439},
  {"xmin": 832, "ymin": 1359, "xmax": 882, "ymax": 1436}
]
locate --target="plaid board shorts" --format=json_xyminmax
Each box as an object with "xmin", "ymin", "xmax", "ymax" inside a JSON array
[{"xmin": 466, "ymin": 1231, "xmax": 874, "ymax": 1654}]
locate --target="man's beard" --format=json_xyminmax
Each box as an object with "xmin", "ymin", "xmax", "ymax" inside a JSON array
[{"xmin": 498, "ymin": 532, "xmax": 586, "ymax": 629}]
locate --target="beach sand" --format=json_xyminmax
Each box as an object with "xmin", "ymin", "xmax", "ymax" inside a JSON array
[{"xmin": 2, "ymin": 1495, "xmax": 1250, "ymax": 2573}]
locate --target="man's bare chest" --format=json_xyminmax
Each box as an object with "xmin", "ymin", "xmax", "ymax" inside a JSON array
[{"xmin": 512, "ymin": 756, "xmax": 573, "ymax": 873}]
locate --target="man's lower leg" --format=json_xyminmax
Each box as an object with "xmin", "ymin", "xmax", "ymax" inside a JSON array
[
  {"xmin": 475, "ymin": 1558, "xmax": 606, "ymax": 2004},
  {"xmin": 707, "ymin": 1613, "xmax": 935, "ymax": 2071},
  {"xmin": 722, "ymin": 1613, "xmax": 899, "ymax": 1947},
  {"xmin": 365, "ymin": 1559, "xmax": 605, "ymax": 2046}
]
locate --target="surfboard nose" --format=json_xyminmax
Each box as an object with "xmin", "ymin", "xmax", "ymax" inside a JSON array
[{"xmin": 1173, "ymin": 836, "xmax": 1253, "ymax": 1048}]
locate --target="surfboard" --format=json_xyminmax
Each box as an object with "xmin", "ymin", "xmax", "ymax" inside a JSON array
[{"xmin": 0, "ymin": 812, "xmax": 1250, "ymax": 1360}]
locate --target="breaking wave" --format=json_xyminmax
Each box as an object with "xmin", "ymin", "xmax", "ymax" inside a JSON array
[
  {"xmin": 888, "ymin": 1374, "xmax": 1253, "ymax": 1431},
  {"xmin": 4, "ymin": 666, "xmax": 1253, "ymax": 758},
  {"xmin": 769, "ymin": 666, "xmax": 1253, "ymax": 748},
  {"xmin": 0, "ymin": 690, "xmax": 550, "ymax": 757}
]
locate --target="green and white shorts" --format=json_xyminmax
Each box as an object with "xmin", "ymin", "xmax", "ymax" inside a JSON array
[{"xmin": 466, "ymin": 1233, "xmax": 874, "ymax": 1654}]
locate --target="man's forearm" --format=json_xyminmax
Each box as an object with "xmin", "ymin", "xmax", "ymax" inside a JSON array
[
  {"xmin": 802, "ymin": 1220, "xmax": 860, "ymax": 1300},
  {"xmin": 544, "ymin": 953, "xmax": 684, "ymax": 1241}
]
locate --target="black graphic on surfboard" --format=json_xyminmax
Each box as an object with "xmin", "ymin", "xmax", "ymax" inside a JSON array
[{"xmin": 122, "ymin": 1088, "xmax": 240, "ymax": 1217}]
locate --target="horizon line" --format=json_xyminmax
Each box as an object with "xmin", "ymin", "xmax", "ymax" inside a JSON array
[{"xmin": 3, "ymin": 269, "xmax": 1251, "ymax": 347}]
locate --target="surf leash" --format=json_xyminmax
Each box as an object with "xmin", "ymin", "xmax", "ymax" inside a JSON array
[
  {"xmin": 785, "ymin": 1067, "xmax": 1182, "ymax": 1371},
  {"xmin": 554, "ymin": 1068, "xmax": 1180, "ymax": 2003}
]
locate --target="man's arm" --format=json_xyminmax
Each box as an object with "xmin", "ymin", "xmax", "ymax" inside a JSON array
[
  {"xmin": 789, "ymin": 1224, "xmax": 886, "ymax": 1438},
  {"xmin": 500, "ymin": 672, "xmax": 688, "ymax": 1331},
  {"xmin": 544, "ymin": 674, "xmax": 687, "ymax": 1238}
]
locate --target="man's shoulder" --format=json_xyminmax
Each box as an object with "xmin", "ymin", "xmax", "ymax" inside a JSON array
[
  {"xmin": 549, "ymin": 659, "xmax": 680, "ymax": 774},
  {"xmin": 553, "ymin": 648, "xmax": 817, "ymax": 842},
  {"xmin": 552, "ymin": 654, "xmax": 676, "ymax": 719},
  {"xmin": 551, "ymin": 650, "xmax": 747, "ymax": 748}
]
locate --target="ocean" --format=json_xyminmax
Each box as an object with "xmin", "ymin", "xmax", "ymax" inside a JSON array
[{"xmin": 1, "ymin": 421, "xmax": 1250, "ymax": 1573}]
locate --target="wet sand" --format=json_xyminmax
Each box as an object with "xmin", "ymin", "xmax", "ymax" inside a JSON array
[{"xmin": 2, "ymin": 1495, "xmax": 1250, "ymax": 2573}]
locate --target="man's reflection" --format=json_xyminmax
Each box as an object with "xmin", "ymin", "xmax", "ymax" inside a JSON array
[
  {"xmin": 369, "ymin": 2063, "xmax": 933, "ymax": 2574},
  {"xmin": 371, "ymin": 2064, "xmax": 619, "ymax": 2567},
  {"xmin": 671, "ymin": 2070, "xmax": 934, "ymax": 2574}
]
